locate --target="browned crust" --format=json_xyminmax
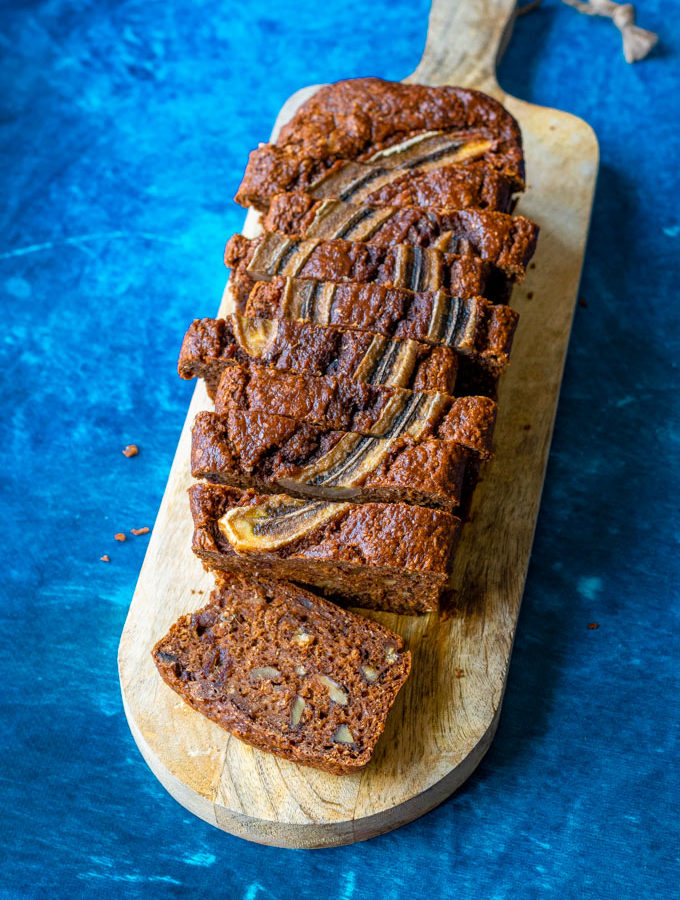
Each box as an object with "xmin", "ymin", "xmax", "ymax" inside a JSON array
[
  {"xmin": 235, "ymin": 78, "xmax": 524, "ymax": 208},
  {"xmin": 178, "ymin": 315, "xmax": 458, "ymax": 398},
  {"xmin": 152, "ymin": 575, "xmax": 411, "ymax": 774},
  {"xmin": 358, "ymin": 162, "xmax": 515, "ymax": 214},
  {"xmin": 189, "ymin": 483, "xmax": 460, "ymax": 614},
  {"xmin": 245, "ymin": 277, "xmax": 518, "ymax": 372},
  {"xmin": 191, "ymin": 409, "xmax": 469, "ymax": 512},
  {"xmin": 263, "ymin": 192, "xmax": 538, "ymax": 279},
  {"xmin": 212, "ymin": 364, "xmax": 496, "ymax": 458}
]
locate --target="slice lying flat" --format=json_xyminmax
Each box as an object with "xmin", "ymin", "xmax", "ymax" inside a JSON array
[{"xmin": 152, "ymin": 575, "xmax": 412, "ymax": 775}]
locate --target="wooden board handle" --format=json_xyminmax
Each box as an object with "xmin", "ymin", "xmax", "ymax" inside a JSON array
[{"xmin": 406, "ymin": 0, "xmax": 518, "ymax": 93}]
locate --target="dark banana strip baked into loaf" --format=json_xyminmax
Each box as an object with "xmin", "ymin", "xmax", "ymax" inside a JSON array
[
  {"xmin": 191, "ymin": 408, "xmax": 470, "ymax": 512},
  {"xmin": 224, "ymin": 233, "xmax": 510, "ymax": 312},
  {"xmin": 190, "ymin": 483, "xmax": 460, "ymax": 614},
  {"xmin": 263, "ymin": 193, "xmax": 538, "ymax": 279},
  {"xmin": 152, "ymin": 575, "xmax": 412, "ymax": 774},
  {"xmin": 235, "ymin": 78, "xmax": 524, "ymax": 209},
  {"xmin": 178, "ymin": 314, "xmax": 458, "ymax": 398},
  {"xmin": 213, "ymin": 364, "xmax": 497, "ymax": 457}
]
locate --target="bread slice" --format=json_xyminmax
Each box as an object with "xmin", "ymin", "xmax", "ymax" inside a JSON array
[
  {"xmin": 224, "ymin": 233, "xmax": 510, "ymax": 312},
  {"xmin": 316, "ymin": 162, "xmax": 515, "ymax": 214},
  {"xmin": 178, "ymin": 314, "xmax": 458, "ymax": 398},
  {"xmin": 213, "ymin": 363, "xmax": 497, "ymax": 458},
  {"xmin": 152, "ymin": 575, "xmax": 412, "ymax": 775},
  {"xmin": 191, "ymin": 408, "xmax": 469, "ymax": 512},
  {"xmin": 190, "ymin": 483, "xmax": 459, "ymax": 614},
  {"xmin": 245, "ymin": 277, "xmax": 518, "ymax": 378},
  {"xmin": 235, "ymin": 78, "xmax": 524, "ymax": 210},
  {"xmin": 263, "ymin": 193, "xmax": 538, "ymax": 279}
]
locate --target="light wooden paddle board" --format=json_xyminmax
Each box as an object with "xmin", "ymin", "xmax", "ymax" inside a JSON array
[{"xmin": 119, "ymin": 0, "xmax": 598, "ymax": 848}]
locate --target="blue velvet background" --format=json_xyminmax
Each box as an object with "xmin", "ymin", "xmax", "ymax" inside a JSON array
[{"xmin": 1, "ymin": 0, "xmax": 678, "ymax": 896}]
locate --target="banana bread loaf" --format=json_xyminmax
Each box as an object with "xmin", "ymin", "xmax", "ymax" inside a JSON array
[{"xmin": 152, "ymin": 575, "xmax": 412, "ymax": 774}]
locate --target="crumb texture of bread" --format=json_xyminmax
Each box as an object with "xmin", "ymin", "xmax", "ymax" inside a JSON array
[{"xmin": 152, "ymin": 575, "xmax": 412, "ymax": 774}]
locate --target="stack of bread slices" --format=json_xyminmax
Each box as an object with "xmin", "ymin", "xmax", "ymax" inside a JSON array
[{"xmin": 153, "ymin": 78, "xmax": 538, "ymax": 775}]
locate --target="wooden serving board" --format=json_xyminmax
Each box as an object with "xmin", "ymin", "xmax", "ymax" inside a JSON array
[{"xmin": 118, "ymin": 0, "xmax": 598, "ymax": 848}]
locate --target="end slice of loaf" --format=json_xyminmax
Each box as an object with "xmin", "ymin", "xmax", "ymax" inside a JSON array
[
  {"xmin": 235, "ymin": 78, "xmax": 524, "ymax": 209},
  {"xmin": 152, "ymin": 575, "xmax": 411, "ymax": 775}
]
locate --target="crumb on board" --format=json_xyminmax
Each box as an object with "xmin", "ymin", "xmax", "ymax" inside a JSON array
[
  {"xmin": 100, "ymin": 555, "xmax": 110, "ymax": 562},
  {"xmin": 526, "ymin": 291, "xmax": 534, "ymax": 299},
  {"xmin": 587, "ymin": 622, "xmax": 599, "ymax": 630},
  {"xmin": 122, "ymin": 444, "xmax": 139, "ymax": 458},
  {"xmin": 131, "ymin": 527, "xmax": 150, "ymax": 536},
  {"xmin": 454, "ymin": 668, "xmax": 465, "ymax": 678},
  {"xmin": 114, "ymin": 533, "xmax": 126, "ymax": 542}
]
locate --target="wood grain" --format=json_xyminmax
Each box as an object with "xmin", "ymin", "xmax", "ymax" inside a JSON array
[{"xmin": 118, "ymin": 0, "xmax": 598, "ymax": 848}]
